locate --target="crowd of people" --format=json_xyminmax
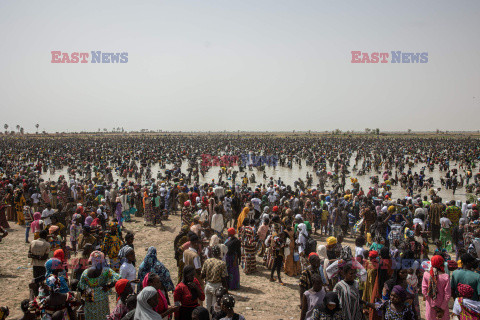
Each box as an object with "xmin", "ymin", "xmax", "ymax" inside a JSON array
[{"xmin": 1, "ymin": 135, "xmax": 480, "ymax": 320}]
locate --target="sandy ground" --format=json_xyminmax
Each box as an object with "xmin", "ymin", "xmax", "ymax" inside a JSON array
[
  {"xmin": 1, "ymin": 213, "xmax": 437, "ymax": 320},
  {"xmin": 1, "ymin": 214, "xmax": 307, "ymax": 320}
]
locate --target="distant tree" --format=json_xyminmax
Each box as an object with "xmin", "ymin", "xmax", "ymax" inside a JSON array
[
  {"xmin": 103, "ymin": 128, "xmax": 107, "ymax": 132},
  {"xmin": 335, "ymin": 129, "xmax": 342, "ymax": 135},
  {"xmin": 20, "ymin": 127, "xmax": 24, "ymax": 135},
  {"xmin": 408, "ymin": 129, "xmax": 412, "ymax": 133},
  {"xmin": 4, "ymin": 124, "xmax": 8, "ymax": 134},
  {"xmin": 365, "ymin": 128, "xmax": 371, "ymax": 134},
  {"xmin": 16, "ymin": 124, "xmax": 20, "ymax": 133},
  {"xmin": 436, "ymin": 129, "xmax": 440, "ymax": 134},
  {"xmin": 35, "ymin": 123, "xmax": 39, "ymax": 134},
  {"xmin": 375, "ymin": 128, "xmax": 380, "ymax": 135}
]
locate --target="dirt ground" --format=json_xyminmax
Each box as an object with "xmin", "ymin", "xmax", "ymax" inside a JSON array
[{"xmin": 1, "ymin": 214, "xmax": 433, "ymax": 320}]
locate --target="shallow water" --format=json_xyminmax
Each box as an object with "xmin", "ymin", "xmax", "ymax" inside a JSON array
[{"xmin": 41, "ymin": 156, "xmax": 472, "ymax": 203}]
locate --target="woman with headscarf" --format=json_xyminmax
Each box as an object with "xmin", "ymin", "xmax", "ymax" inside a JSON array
[
  {"xmin": 362, "ymin": 250, "xmax": 378, "ymax": 303},
  {"xmin": 101, "ymin": 222, "xmax": 123, "ymax": 272},
  {"xmin": 224, "ymin": 228, "xmax": 241, "ymax": 290},
  {"xmin": 240, "ymin": 218, "xmax": 256, "ymax": 274},
  {"xmin": 134, "ymin": 286, "xmax": 163, "ymax": 320},
  {"xmin": 284, "ymin": 224, "xmax": 301, "ymax": 277},
  {"xmin": 236, "ymin": 206, "xmax": 249, "ymax": 232},
  {"xmin": 78, "ymin": 251, "xmax": 121, "ymax": 320},
  {"xmin": 85, "ymin": 215, "xmax": 93, "ymax": 227},
  {"xmin": 452, "ymin": 283, "xmax": 480, "ymax": 319},
  {"xmin": 367, "ymin": 247, "xmax": 399, "ymax": 320},
  {"xmin": 14, "ymin": 189, "xmax": 26, "ymax": 225},
  {"xmin": 31, "ymin": 273, "xmax": 79, "ymax": 320},
  {"xmin": 143, "ymin": 191, "xmax": 155, "ymax": 226},
  {"xmin": 311, "ymin": 291, "xmax": 342, "ymax": 320},
  {"xmin": 366, "ymin": 285, "xmax": 416, "ymax": 320},
  {"xmin": 115, "ymin": 197, "xmax": 123, "ymax": 228},
  {"xmin": 138, "ymin": 247, "xmax": 175, "ymax": 293},
  {"xmin": 316, "ymin": 245, "xmax": 330, "ymax": 287},
  {"xmin": 142, "ymin": 272, "xmax": 178, "ymax": 318},
  {"xmin": 297, "ymin": 222, "xmax": 310, "ymax": 269},
  {"xmin": 107, "ymin": 279, "xmax": 134, "ymax": 320},
  {"xmin": 173, "ymin": 265, "xmax": 205, "ymax": 320},
  {"xmin": 45, "ymin": 258, "xmax": 70, "ymax": 294},
  {"xmin": 30, "ymin": 212, "xmax": 43, "ymax": 240},
  {"xmin": 421, "ymin": 255, "xmax": 451, "ymax": 320},
  {"xmin": 174, "ymin": 226, "xmax": 191, "ymax": 283},
  {"xmin": 453, "ymin": 218, "xmax": 467, "ymax": 260}
]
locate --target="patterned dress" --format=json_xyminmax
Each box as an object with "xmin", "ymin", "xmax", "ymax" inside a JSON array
[
  {"xmin": 143, "ymin": 197, "xmax": 155, "ymax": 225},
  {"xmin": 101, "ymin": 233, "xmax": 122, "ymax": 272},
  {"xmin": 375, "ymin": 300, "xmax": 415, "ymax": 320},
  {"xmin": 138, "ymin": 247, "xmax": 175, "ymax": 292},
  {"xmin": 241, "ymin": 226, "xmax": 257, "ymax": 274},
  {"xmin": 78, "ymin": 268, "xmax": 121, "ymax": 320}
]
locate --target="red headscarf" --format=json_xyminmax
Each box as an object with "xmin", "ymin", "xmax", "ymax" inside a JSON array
[
  {"xmin": 430, "ymin": 255, "xmax": 445, "ymax": 276},
  {"xmin": 228, "ymin": 228, "xmax": 236, "ymax": 236},
  {"xmin": 90, "ymin": 218, "xmax": 101, "ymax": 228},
  {"xmin": 427, "ymin": 255, "xmax": 445, "ymax": 299},
  {"xmin": 369, "ymin": 250, "xmax": 378, "ymax": 259},
  {"xmin": 115, "ymin": 279, "xmax": 130, "ymax": 297},
  {"xmin": 53, "ymin": 249, "xmax": 65, "ymax": 263},
  {"xmin": 308, "ymin": 252, "xmax": 319, "ymax": 259}
]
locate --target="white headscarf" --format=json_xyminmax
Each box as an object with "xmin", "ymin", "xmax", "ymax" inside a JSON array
[
  {"xmin": 134, "ymin": 286, "xmax": 162, "ymax": 320},
  {"xmin": 297, "ymin": 223, "xmax": 308, "ymax": 238}
]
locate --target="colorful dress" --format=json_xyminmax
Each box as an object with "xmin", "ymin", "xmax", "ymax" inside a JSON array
[
  {"xmin": 78, "ymin": 268, "xmax": 121, "ymax": 320},
  {"xmin": 375, "ymin": 300, "xmax": 415, "ymax": 320},
  {"xmin": 284, "ymin": 229, "xmax": 301, "ymax": 277},
  {"xmin": 439, "ymin": 227, "xmax": 453, "ymax": 252},
  {"xmin": 241, "ymin": 226, "xmax": 257, "ymax": 274},
  {"xmin": 453, "ymin": 297, "xmax": 480, "ymax": 320},
  {"xmin": 143, "ymin": 196, "xmax": 155, "ymax": 225},
  {"xmin": 101, "ymin": 233, "xmax": 122, "ymax": 272}
]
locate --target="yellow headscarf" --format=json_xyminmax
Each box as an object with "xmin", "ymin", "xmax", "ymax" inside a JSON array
[{"xmin": 237, "ymin": 207, "xmax": 250, "ymax": 232}]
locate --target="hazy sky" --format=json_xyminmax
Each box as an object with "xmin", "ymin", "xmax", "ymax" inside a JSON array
[{"xmin": 1, "ymin": 1, "xmax": 479, "ymax": 132}]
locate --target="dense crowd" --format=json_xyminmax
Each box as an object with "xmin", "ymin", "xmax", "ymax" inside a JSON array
[{"xmin": 1, "ymin": 135, "xmax": 480, "ymax": 320}]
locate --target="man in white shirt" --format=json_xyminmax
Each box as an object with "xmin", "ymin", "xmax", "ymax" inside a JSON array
[
  {"xmin": 41, "ymin": 204, "xmax": 55, "ymax": 227},
  {"xmin": 197, "ymin": 203, "xmax": 209, "ymax": 222},
  {"xmin": 214, "ymin": 184, "xmax": 225, "ymax": 199},
  {"xmin": 211, "ymin": 209, "xmax": 224, "ymax": 238},
  {"xmin": 31, "ymin": 191, "xmax": 42, "ymax": 211},
  {"xmin": 268, "ymin": 192, "xmax": 277, "ymax": 205}
]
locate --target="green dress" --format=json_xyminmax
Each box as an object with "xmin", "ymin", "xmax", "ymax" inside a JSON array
[
  {"xmin": 439, "ymin": 227, "xmax": 453, "ymax": 252},
  {"xmin": 78, "ymin": 268, "xmax": 121, "ymax": 320}
]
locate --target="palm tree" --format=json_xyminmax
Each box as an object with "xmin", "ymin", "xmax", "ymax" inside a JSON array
[
  {"xmin": 35, "ymin": 123, "xmax": 39, "ymax": 134},
  {"xmin": 20, "ymin": 127, "xmax": 24, "ymax": 135},
  {"xmin": 16, "ymin": 124, "xmax": 20, "ymax": 133},
  {"xmin": 4, "ymin": 124, "xmax": 8, "ymax": 134}
]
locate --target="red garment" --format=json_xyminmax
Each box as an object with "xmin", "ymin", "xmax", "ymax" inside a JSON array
[
  {"xmin": 173, "ymin": 278, "xmax": 205, "ymax": 318},
  {"xmin": 90, "ymin": 218, "xmax": 101, "ymax": 228},
  {"xmin": 431, "ymin": 255, "xmax": 445, "ymax": 276},
  {"xmin": 53, "ymin": 249, "xmax": 65, "ymax": 262},
  {"xmin": 115, "ymin": 279, "xmax": 130, "ymax": 296}
]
